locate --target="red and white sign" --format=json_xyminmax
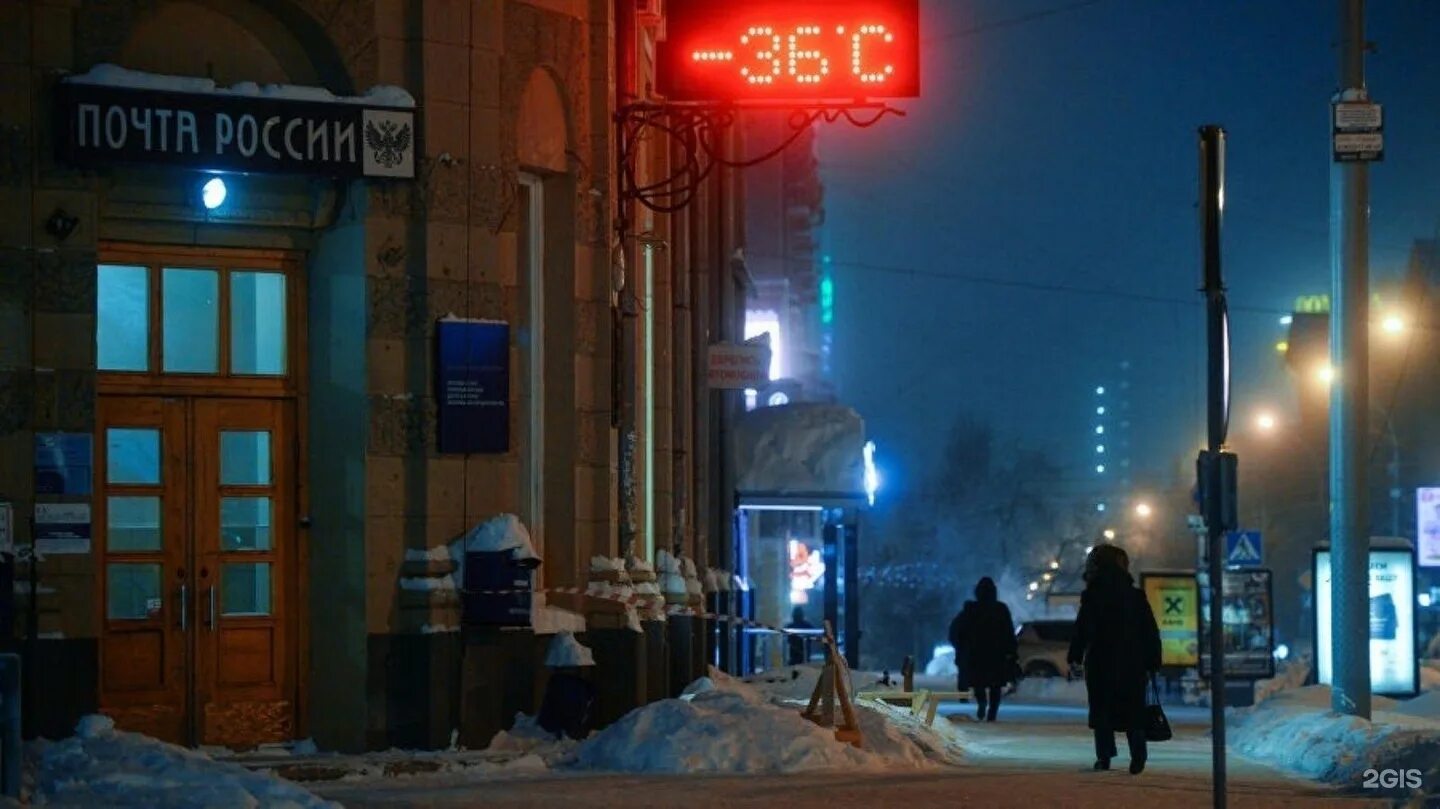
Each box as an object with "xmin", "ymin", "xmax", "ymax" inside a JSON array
[
  {"xmin": 658, "ymin": 0, "xmax": 921, "ymax": 102},
  {"xmin": 707, "ymin": 343, "xmax": 771, "ymax": 389}
]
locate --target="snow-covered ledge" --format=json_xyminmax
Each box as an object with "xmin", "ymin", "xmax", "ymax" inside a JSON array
[{"xmin": 64, "ymin": 63, "xmax": 415, "ymax": 109}]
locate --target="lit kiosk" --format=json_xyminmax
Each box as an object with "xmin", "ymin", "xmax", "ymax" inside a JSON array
[
  {"xmin": 1314, "ymin": 537, "xmax": 1420, "ymax": 697},
  {"xmin": 728, "ymin": 404, "xmax": 876, "ymax": 672}
]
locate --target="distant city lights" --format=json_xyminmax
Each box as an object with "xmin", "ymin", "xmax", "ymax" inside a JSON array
[
  {"xmin": 1096, "ymin": 386, "xmax": 1105, "ymax": 395},
  {"xmin": 1095, "ymin": 426, "xmax": 1105, "ymax": 435},
  {"xmin": 1279, "ymin": 315, "xmax": 1293, "ymax": 325}
]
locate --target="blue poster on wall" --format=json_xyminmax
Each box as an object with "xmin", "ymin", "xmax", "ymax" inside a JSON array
[
  {"xmin": 34, "ymin": 433, "xmax": 93, "ymax": 495},
  {"xmin": 436, "ymin": 319, "xmax": 510, "ymax": 454}
]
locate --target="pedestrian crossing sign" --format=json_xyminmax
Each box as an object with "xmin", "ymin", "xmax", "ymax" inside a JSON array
[{"xmin": 1224, "ymin": 530, "xmax": 1263, "ymax": 567}]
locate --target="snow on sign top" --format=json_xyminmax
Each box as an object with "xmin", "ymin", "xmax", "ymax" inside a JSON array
[
  {"xmin": 732, "ymin": 403, "xmax": 866, "ymax": 497},
  {"xmin": 64, "ymin": 64, "xmax": 415, "ymax": 108}
]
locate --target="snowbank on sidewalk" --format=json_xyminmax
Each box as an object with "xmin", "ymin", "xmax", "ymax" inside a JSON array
[
  {"xmin": 1013, "ymin": 677, "xmax": 1088, "ymax": 704},
  {"xmin": 33, "ymin": 715, "xmax": 335, "ymax": 808},
  {"xmin": 573, "ymin": 673, "xmax": 940, "ymax": 774},
  {"xmin": 1229, "ymin": 685, "xmax": 1440, "ymax": 789},
  {"xmin": 1254, "ymin": 657, "xmax": 1312, "ymax": 704}
]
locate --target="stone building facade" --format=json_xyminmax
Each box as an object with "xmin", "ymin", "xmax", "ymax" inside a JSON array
[{"xmin": 0, "ymin": 0, "xmax": 746, "ymax": 752}]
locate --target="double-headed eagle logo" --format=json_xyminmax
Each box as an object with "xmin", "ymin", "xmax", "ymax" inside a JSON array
[{"xmin": 365, "ymin": 119, "xmax": 412, "ymax": 169}]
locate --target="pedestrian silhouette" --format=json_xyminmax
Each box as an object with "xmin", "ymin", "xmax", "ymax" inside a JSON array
[
  {"xmin": 949, "ymin": 577, "xmax": 1018, "ymax": 721},
  {"xmin": 785, "ymin": 606, "xmax": 815, "ymax": 665},
  {"xmin": 1067, "ymin": 544, "xmax": 1162, "ymax": 774}
]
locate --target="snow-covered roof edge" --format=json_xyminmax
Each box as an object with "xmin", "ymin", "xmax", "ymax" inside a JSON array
[{"xmin": 63, "ymin": 64, "xmax": 416, "ymax": 109}]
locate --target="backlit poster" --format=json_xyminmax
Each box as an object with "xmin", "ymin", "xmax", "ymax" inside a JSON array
[{"xmin": 1314, "ymin": 547, "xmax": 1418, "ymax": 696}]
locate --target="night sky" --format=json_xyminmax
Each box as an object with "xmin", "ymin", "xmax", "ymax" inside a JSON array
[{"xmin": 821, "ymin": 0, "xmax": 1440, "ymax": 502}]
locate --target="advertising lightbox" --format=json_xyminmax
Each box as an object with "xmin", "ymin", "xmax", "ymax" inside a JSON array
[
  {"xmin": 1314, "ymin": 547, "xmax": 1418, "ymax": 696},
  {"xmin": 1140, "ymin": 573, "xmax": 1199, "ymax": 667},
  {"xmin": 1416, "ymin": 487, "xmax": 1440, "ymax": 567}
]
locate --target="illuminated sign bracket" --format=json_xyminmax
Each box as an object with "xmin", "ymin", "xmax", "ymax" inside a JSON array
[{"xmin": 616, "ymin": 99, "xmax": 903, "ymax": 222}]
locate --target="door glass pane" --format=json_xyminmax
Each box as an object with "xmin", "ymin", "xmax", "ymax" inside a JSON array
[
  {"xmin": 97, "ymin": 265, "xmax": 149, "ymax": 372},
  {"xmin": 230, "ymin": 272, "xmax": 287, "ymax": 376},
  {"xmin": 220, "ymin": 431, "xmax": 270, "ymax": 485},
  {"xmin": 222, "ymin": 563, "xmax": 271, "ymax": 616},
  {"xmin": 107, "ymin": 563, "xmax": 162, "ymax": 620},
  {"xmin": 107, "ymin": 496, "xmax": 161, "ymax": 552},
  {"xmin": 162, "ymin": 268, "xmax": 219, "ymax": 373},
  {"xmin": 221, "ymin": 497, "xmax": 272, "ymax": 551},
  {"xmin": 106, "ymin": 428, "xmax": 160, "ymax": 485}
]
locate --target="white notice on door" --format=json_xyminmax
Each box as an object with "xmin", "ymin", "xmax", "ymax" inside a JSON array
[{"xmin": 35, "ymin": 503, "xmax": 92, "ymax": 554}]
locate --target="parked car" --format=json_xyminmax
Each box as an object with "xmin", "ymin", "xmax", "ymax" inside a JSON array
[{"xmin": 1015, "ymin": 619, "xmax": 1077, "ymax": 679}]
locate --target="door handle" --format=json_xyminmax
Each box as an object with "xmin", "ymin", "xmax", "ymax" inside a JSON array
[
  {"xmin": 178, "ymin": 584, "xmax": 188, "ymax": 630},
  {"xmin": 206, "ymin": 587, "xmax": 216, "ymax": 629}
]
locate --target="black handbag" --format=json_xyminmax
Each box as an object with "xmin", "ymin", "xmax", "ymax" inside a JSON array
[{"xmin": 1144, "ymin": 675, "xmax": 1172, "ymax": 742}]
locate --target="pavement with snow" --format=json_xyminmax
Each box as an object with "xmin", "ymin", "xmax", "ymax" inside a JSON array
[{"xmin": 25, "ymin": 665, "xmax": 1440, "ymax": 807}]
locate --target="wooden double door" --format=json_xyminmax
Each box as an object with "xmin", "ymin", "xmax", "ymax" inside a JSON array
[{"xmin": 97, "ymin": 395, "xmax": 296, "ymax": 746}]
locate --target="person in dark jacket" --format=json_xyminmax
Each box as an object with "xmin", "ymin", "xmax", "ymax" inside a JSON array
[
  {"xmin": 1066, "ymin": 544, "xmax": 1162, "ymax": 774},
  {"xmin": 784, "ymin": 606, "xmax": 815, "ymax": 665},
  {"xmin": 949, "ymin": 577, "xmax": 1019, "ymax": 721}
]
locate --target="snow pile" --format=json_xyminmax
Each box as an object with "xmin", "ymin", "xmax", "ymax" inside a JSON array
[
  {"xmin": 1229, "ymin": 685, "xmax": 1440, "ymax": 789},
  {"xmin": 1394, "ymin": 690, "xmax": 1440, "ymax": 721},
  {"xmin": 703, "ymin": 568, "xmax": 733, "ymax": 593},
  {"xmin": 1013, "ymin": 676, "xmax": 1088, "ymax": 704},
  {"xmin": 486, "ymin": 714, "xmax": 579, "ymax": 766},
  {"xmin": 544, "ymin": 632, "xmax": 595, "ymax": 668},
  {"xmin": 531, "ymin": 600, "xmax": 586, "ymax": 636},
  {"xmin": 573, "ymin": 675, "xmax": 933, "ymax": 774},
  {"xmin": 589, "ymin": 556, "xmax": 626, "ymax": 574},
  {"xmin": 403, "ymin": 546, "xmax": 454, "ymax": 563},
  {"xmin": 732, "ymin": 404, "xmax": 865, "ymax": 495},
  {"xmin": 1423, "ymin": 662, "xmax": 1440, "ymax": 692},
  {"xmin": 1254, "ymin": 656, "xmax": 1312, "ymax": 704},
  {"xmin": 67, "ymin": 63, "xmax": 415, "ymax": 108},
  {"xmin": 34, "ymin": 715, "xmax": 335, "ymax": 808},
  {"xmin": 457, "ymin": 515, "xmax": 539, "ymax": 563},
  {"xmin": 924, "ymin": 644, "xmax": 958, "ymax": 678}
]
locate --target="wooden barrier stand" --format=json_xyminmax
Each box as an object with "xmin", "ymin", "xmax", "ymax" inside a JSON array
[{"xmin": 800, "ymin": 621, "xmax": 862, "ymax": 748}]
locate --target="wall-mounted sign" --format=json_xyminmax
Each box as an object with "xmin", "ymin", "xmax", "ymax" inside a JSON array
[
  {"xmin": 56, "ymin": 70, "xmax": 416, "ymax": 179},
  {"xmin": 35, "ymin": 503, "xmax": 91, "ymax": 555},
  {"xmin": 1315, "ymin": 547, "xmax": 1417, "ymax": 695},
  {"xmin": 658, "ymin": 0, "xmax": 921, "ymax": 102},
  {"xmin": 34, "ymin": 433, "xmax": 92, "ymax": 496},
  {"xmin": 1197, "ymin": 568, "xmax": 1274, "ymax": 680},
  {"xmin": 1416, "ymin": 487, "xmax": 1440, "ymax": 567},
  {"xmin": 708, "ymin": 342, "xmax": 771, "ymax": 389},
  {"xmin": 436, "ymin": 319, "xmax": 509, "ymax": 454},
  {"xmin": 1140, "ymin": 573, "xmax": 1199, "ymax": 667}
]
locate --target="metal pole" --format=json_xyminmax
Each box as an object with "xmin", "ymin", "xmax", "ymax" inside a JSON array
[
  {"xmin": 1389, "ymin": 422, "xmax": 1399, "ymax": 538},
  {"xmin": 1199, "ymin": 124, "xmax": 1228, "ymax": 809},
  {"xmin": 1330, "ymin": 0, "xmax": 1372, "ymax": 720}
]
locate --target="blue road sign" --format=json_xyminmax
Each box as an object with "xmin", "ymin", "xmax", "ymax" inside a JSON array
[{"xmin": 1225, "ymin": 530, "xmax": 1263, "ymax": 567}]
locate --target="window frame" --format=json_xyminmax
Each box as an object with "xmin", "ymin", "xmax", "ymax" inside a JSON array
[{"xmin": 98, "ymin": 244, "xmax": 303, "ymax": 398}]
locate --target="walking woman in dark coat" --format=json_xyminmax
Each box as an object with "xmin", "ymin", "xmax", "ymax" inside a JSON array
[
  {"xmin": 949, "ymin": 577, "xmax": 1018, "ymax": 722},
  {"xmin": 1066, "ymin": 544, "xmax": 1161, "ymax": 773}
]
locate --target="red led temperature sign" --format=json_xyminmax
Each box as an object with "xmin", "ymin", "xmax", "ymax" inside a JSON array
[{"xmin": 657, "ymin": 0, "xmax": 920, "ymax": 102}]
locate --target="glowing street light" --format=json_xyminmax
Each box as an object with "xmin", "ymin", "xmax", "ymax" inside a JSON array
[
  {"xmin": 1256, "ymin": 412, "xmax": 1277, "ymax": 432},
  {"xmin": 1028, "ymin": 581, "xmax": 1039, "ymax": 592},
  {"xmin": 1049, "ymin": 560, "xmax": 1061, "ymax": 570},
  {"xmin": 1382, "ymin": 314, "xmax": 1405, "ymax": 335},
  {"xmin": 1103, "ymin": 529, "xmax": 1116, "ymax": 540},
  {"xmin": 1316, "ymin": 364, "xmax": 1336, "ymax": 386},
  {"xmin": 1135, "ymin": 502, "xmax": 1153, "ymax": 519}
]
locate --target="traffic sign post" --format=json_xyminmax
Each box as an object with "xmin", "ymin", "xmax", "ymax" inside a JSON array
[{"xmin": 1225, "ymin": 531, "xmax": 1263, "ymax": 567}]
